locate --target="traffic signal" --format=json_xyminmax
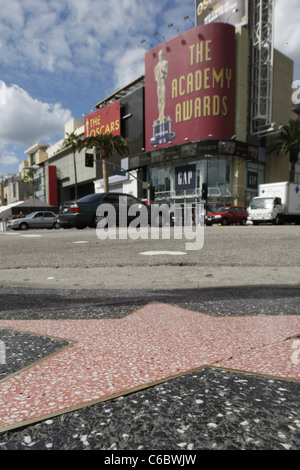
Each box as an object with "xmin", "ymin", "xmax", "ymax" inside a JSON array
[
  {"xmin": 85, "ymin": 152, "xmax": 94, "ymax": 168},
  {"xmin": 150, "ymin": 185, "xmax": 155, "ymax": 201},
  {"xmin": 201, "ymin": 183, "xmax": 208, "ymax": 200}
]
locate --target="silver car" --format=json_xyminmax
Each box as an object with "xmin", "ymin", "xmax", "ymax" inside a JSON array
[{"xmin": 7, "ymin": 211, "xmax": 60, "ymax": 230}]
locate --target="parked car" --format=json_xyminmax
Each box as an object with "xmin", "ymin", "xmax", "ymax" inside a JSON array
[
  {"xmin": 7, "ymin": 211, "xmax": 60, "ymax": 230},
  {"xmin": 58, "ymin": 192, "xmax": 152, "ymax": 229},
  {"xmin": 58, "ymin": 192, "xmax": 175, "ymax": 229},
  {"xmin": 205, "ymin": 206, "xmax": 248, "ymax": 226}
]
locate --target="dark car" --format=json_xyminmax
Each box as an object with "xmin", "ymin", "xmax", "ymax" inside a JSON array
[
  {"xmin": 58, "ymin": 192, "xmax": 154, "ymax": 229},
  {"xmin": 7, "ymin": 211, "xmax": 60, "ymax": 231},
  {"xmin": 205, "ymin": 206, "xmax": 248, "ymax": 226}
]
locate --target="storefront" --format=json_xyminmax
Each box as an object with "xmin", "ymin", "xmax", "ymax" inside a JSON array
[
  {"xmin": 147, "ymin": 155, "xmax": 233, "ymax": 210},
  {"xmin": 130, "ymin": 138, "xmax": 263, "ymax": 210}
]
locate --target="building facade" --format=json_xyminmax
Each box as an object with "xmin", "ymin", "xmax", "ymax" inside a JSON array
[
  {"xmin": 6, "ymin": 1, "xmax": 296, "ymax": 210},
  {"xmin": 125, "ymin": 22, "xmax": 294, "ymax": 211}
]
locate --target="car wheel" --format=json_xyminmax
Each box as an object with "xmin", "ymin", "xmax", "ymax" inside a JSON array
[
  {"xmin": 19, "ymin": 222, "xmax": 28, "ymax": 230},
  {"xmin": 88, "ymin": 215, "xmax": 96, "ymax": 228},
  {"xmin": 273, "ymin": 215, "xmax": 281, "ymax": 225},
  {"xmin": 241, "ymin": 218, "xmax": 247, "ymax": 225},
  {"xmin": 222, "ymin": 218, "xmax": 228, "ymax": 226},
  {"xmin": 53, "ymin": 222, "xmax": 60, "ymax": 229}
]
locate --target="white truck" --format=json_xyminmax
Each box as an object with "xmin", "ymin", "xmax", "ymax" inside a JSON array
[{"xmin": 248, "ymin": 182, "xmax": 300, "ymax": 225}]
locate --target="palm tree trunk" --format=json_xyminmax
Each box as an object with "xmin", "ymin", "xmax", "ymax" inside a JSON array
[
  {"xmin": 73, "ymin": 148, "xmax": 78, "ymax": 200},
  {"xmin": 102, "ymin": 156, "xmax": 109, "ymax": 192},
  {"xmin": 290, "ymin": 151, "xmax": 297, "ymax": 183},
  {"xmin": 290, "ymin": 164, "xmax": 295, "ymax": 183}
]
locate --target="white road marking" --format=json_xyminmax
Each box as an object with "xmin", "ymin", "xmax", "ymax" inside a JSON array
[
  {"xmin": 140, "ymin": 251, "xmax": 186, "ymax": 256},
  {"xmin": 20, "ymin": 234, "xmax": 42, "ymax": 238}
]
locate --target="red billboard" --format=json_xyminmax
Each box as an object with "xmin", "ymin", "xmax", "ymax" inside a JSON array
[
  {"xmin": 145, "ymin": 23, "xmax": 235, "ymax": 151},
  {"xmin": 84, "ymin": 101, "xmax": 121, "ymax": 137}
]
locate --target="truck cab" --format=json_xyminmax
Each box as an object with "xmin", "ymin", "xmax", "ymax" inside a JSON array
[
  {"xmin": 248, "ymin": 182, "xmax": 300, "ymax": 225},
  {"xmin": 248, "ymin": 196, "xmax": 283, "ymax": 225}
]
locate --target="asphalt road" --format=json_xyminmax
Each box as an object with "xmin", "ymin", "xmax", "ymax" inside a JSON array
[
  {"xmin": 0, "ymin": 224, "xmax": 299, "ymax": 289},
  {"xmin": 0, "ymin": 224, "xmax": 299, "ymax": 453}
]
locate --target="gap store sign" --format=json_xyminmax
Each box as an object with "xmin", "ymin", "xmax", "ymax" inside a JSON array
[{"xmin": 175, "ymin": 165, "xmax": 196, "ymax": 191}]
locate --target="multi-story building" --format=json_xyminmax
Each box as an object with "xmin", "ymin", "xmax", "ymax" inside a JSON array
[
  {"xmin": 12, "ymin": 0, "xmax": 297, "ymax": 210},
  {"xmin": 126, "ymin": 19, "xmax": 295, "ymax": 210}
]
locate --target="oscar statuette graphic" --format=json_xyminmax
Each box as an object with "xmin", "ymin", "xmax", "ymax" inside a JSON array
[{"xmin": 150, "ymin": 49, "xmax": 175, "ymax": 146}]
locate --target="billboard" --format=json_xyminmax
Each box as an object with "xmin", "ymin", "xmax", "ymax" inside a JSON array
[
  {"xmin": 145, "ymin": 23, "xmax": 235, "ymax": 151},
  {"xmin": 195, "ymin": 0, "xmax": 248, "ymax": 27},
  {"xmin": 84, "ymin": 101, "xmax": 121, "ymax": 137}
]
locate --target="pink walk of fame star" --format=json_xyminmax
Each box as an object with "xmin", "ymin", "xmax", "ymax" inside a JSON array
[{"xmin": 0, "ymin": 302, "xmax": 299, "ymax": 431}]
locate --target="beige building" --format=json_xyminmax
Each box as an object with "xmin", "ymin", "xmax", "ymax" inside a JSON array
[
  {"xmin": 4, "ymin": 16, "xmax": 297, "ymax": 210},
  {"xmin": 127, "ymin": 23, "xmax": 297, "ymax": 210},
  {"xmin": 19, "ymin": 143, "xmax": 49, "ymax": 179},
  {"xmin": 264, "ymin": 49, "xmax": 295, "ymax": 183},
  {"xmin": 2, "ymin": 178, "xmax": 29, "ymax": 205},
  {"xmin": 46, "ymin": 118, "xmax": 98, "ymax": 201},
  {"xmin": 232, "ymin": 27, "xmax": 295, "ymax": 204}
]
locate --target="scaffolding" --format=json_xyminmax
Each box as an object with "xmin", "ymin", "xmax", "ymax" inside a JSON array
[{"xmin": 249, "ymin": 0, "xmax": 274, "ymax": 136}]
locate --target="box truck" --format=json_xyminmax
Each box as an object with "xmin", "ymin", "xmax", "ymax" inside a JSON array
[{"xmin": 248, "ymin": 182, "xmax": 300, "ymax": 225}]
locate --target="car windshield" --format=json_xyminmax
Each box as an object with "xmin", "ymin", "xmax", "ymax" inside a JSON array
[
  {"xmin": 250, "ymin": 198, "xmax": 273, "ymax": 209},
  {"xmin": 25, "ymin": 213, "xmax": 37, "ymax": 219},
  {"xmin": 215, "ymin": 207, "xmax": 230, "ymax": 213}
]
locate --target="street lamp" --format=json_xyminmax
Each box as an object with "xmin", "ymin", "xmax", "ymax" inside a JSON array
[
  {"xmin": 168, "ymin": 23, "xmax": 180, "ymax": 34},
  {"xmin": 184, "ymin": 16, "xmax": 194, "ymax": 26},
  {"xmin": 153, "ymin": 32, "xmax": 165, "ymax": 41},
  {"xmin": 141, "ymin": 39, "xmax": 153, "ymax": 48}
]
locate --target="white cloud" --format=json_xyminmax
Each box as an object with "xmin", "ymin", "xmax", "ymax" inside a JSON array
[
  {"xmin": 274, "ymin": 0, "xmax": 300, "ymax": 76},
  {"xmin": 114, "ymin": 48, "xmax": 146, "ymax": 89},
  {"xmin": 0, "ymin": 83, "xmax": 72, "ymax": 147},
  {"xmin": 0, "ymin": 0, "xmax": 176, "ymax": 173},
  {"xmin": 0, "ymin": 0, "xmax": 298, "ymax": 79},
  {"xmin": 0, "ymin": 83, "xmax": 72, "ymax": 171},
  {"xmin": 0, "ymin": 0, "xmax": 156, "ymax": 75},
  {"xmin": 0, "ymin": 151, "xmax": 19, "ymax": 168}
]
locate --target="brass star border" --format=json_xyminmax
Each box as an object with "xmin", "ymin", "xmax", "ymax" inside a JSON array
[{"xmin": 0, "ymin": 303, "xmax": 299, "ymax": 431}]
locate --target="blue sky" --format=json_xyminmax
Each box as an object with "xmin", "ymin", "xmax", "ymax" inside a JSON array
[{"xmin": 0, "ymin": 0, "xmax": 299, "ymax": 177}]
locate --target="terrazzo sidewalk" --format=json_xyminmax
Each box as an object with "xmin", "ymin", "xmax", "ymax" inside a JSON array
[{"xmin": 0, "ymin": 302, "xmax": 299, "ymax": 433}]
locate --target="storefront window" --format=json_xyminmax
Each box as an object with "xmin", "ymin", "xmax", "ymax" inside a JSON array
[
  {"xmin": 148, "ymin": 155, "xmax": 234, "ymax": 205},
  {"xmin": 207, "ymin": 156, "xmax": 232, "ymax": 203},
  {"xmin": 33, "ymin": 170, "xmax": 46, "ymax": 202},
  {"xmin": 244, "ymin": 162, "xmax": 264, "ymax": 206}
]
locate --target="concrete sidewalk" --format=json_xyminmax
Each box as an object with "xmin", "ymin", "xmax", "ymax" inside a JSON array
[{"xmin": 0, "ymin": 286, "xmax": 299, "ymax": 450}]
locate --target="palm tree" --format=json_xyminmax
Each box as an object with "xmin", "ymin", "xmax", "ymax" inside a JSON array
[
  {"xmin": 269, "ymin": 119, "xmax": 300, "ymax": 182},
  {"xmin": 21, "ymin": 167, "xmax": 37, "ymax": 197},
  {"xmin": 80, "ymin": 133, "xmax": 129, "ymax": 192},
  {"xmin": 61, "ymin": 132, "xmax": 82, "ymax": 200}
]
